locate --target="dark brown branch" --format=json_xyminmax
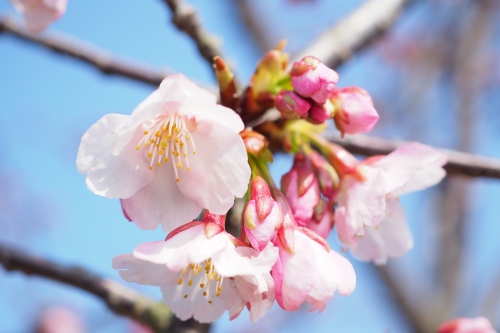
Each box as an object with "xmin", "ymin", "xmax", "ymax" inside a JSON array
[
  {"xmin": 0, "ymin": 16, "xmax": 169, "ymax": 87},
  {"xmin": 161, "ymin": 0, "xmax": 222, "ymax": 69},
  {"xmin": 324, "ymin": 134, "xmax": 500, "ymax": 179},
  {"xmin": 0, "ymin": 242, "xmax": 172, "ymax": 332},
  {"xmin": 292, "ymin": 0, "xmax": 415, "ymax": 68}
]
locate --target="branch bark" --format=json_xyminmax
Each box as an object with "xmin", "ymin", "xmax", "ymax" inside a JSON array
[
  {"xmin": 161, "ymin": 0, "xmax": 222, "ymax": 70},
  {"xmin": 0, "ymin": 16, "xmax": 170, "ymax": 87},
  {"xmin": 324, "ymin": 133, "xmax": 500, "ymax": 179},
  {"xmin": 291, "ymin": 0, "xmax": 415, "ymax": 68},
  {"xmin": 0, "ymin": 242, "xmax": 173, "ymax": 333}
]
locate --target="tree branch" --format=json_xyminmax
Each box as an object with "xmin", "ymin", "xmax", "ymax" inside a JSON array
[
  {"xmin": 0, "ymin": 16, "xmax": 170, "ymax": 87},
  {"xmin": 324, "ymin": 133, "xmax": 500, "ymax": 179},
  {"xmin": 161, "ymin": 0, "xmax": 222, "ymax": 69},
  {"xmin": 291, "ymin": 0, "xmax": 415, "ymax": 68},
  {"xmin": 0, "ymin": 242, "xmax": 173, "ymax": 333}
]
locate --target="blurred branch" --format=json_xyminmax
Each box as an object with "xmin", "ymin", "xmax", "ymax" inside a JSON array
[
  {"xmin": 0, "ymin": 16, "xmax": 169, "ymax": 87},
  {"xmin": 376, "ymin": 266, "xmax": 428, "ymax": 333},
  {"xmin": 0, "ymin": 242, "xmax": 173, "ymax": 332},
  {"xmin": 324, "ymin": 134, "xmax": 500, "ymax": 179},
  {"xmin": 161, "ymin": 0, "xmax": 222, "ymax": 70},
  {"xmin": 292, "ymin": 0, "xmax": 415, "ymax": 67},
  {"xmin": 236, "ymin": 0, "xmax": 273, "ymax": 52}
]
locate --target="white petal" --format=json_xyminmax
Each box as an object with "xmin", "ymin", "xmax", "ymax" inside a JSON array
[
  {"xmin": 392, "ymin": 158, "xmax": 446, "ymax": 196},
  {"xmin": 337, "ymin": 167, "xmax": 387, "ymax": 232},
  {"xmin": 213, "ymin": 242, "xmax": 278, "ymax": 277},
  {"xmin": 161, "ymin": 273, "xmax": 227, "ymax": 323},
  {"xmin": 112, "ymin": 254, "xmax": 177, "ymax": 286},
  {"xmin": 372, "ymin": 142, "xmax": 444, "ymax": 194},
  {"xmin": 77, "ymin": 114, "xmax": 154, "ymax": 198},
  {"xmin": 133, "ymin": 225, "xmax": 227, "ymax": 271},
  {"xmin": 181, "ymin": 104, "xmax": 244, "ymax": 133},
  {"xmin": 120, "ymin": 163, "xmax": 203, "ymax": 232},
  {"xmin": 176, "ymin": 120, "xmax": 251, "ymax": 215},
  {"xmin": 352, "ymin": 198, "xmax": 413, "ymax": 264}
]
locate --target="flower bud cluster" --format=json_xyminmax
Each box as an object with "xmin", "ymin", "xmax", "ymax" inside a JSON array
[{"xmin": 276, "ymin": 55, "xmax": 380, "ymax": 136}]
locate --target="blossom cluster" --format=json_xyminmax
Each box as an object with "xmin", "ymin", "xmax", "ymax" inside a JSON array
[{"xmin": 77, "ymin": 44, "xmax": 448, "ymax": 324}]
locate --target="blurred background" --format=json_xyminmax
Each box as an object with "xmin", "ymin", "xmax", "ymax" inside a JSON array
[{"xmin": 0, "ymin": 0, "xmax": 499, "ymax": 332}]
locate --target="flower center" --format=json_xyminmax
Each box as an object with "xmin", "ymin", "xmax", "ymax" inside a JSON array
[
  {"xmin": 136, "ymin": 114, "xmax": 197, "ymax": 182},
  {"xmin": 177, "ymin": 258, "xmax": 223, "ymax": 304}
]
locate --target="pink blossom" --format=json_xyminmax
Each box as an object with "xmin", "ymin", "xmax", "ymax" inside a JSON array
[
  {"xmin": 438, "ymin": 317, "xmax": 497, "ymax": 333},
  {"xmin": 272, "ymin": 221, "xmax": 355, "ymax": 312},
  {"xmin": 243, "ymin": 176, "xmax": 283, "ymax": 252},
  {"xmin": 281, "ymin": 153, "xmax": 320, "ymax": 227},
  {"xmin": 291, "ymin": 56, "xmax": 339, "ymax": 104},
  {"xmin": 77, "ymin": 74, "xmax": 250, "ymax": 232},
  {"xmin": 335, "ymin": 142, "xmax": 447, "ymax": 264},
  {"xmin": 275, "ymin": 90, "xmax": 311, "ymax": 120},
  {"xmin": 113, "ymin": 213, "xmax": 278, "ymax": 323},
  {"xmin": 330, "ymin": 87, "xmax": 379, "ymax": 136},
  {"xmin": 11, "ymin": 0, "xmax": 67, "ymax": 33}
]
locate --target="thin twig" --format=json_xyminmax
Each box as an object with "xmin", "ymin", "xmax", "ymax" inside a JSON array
[
  {"xmin": 291, "ymin": 0, "xmax": 415, "ymax": 68},
  {"xmin": 324, "ymin": 133, "xmax": 500, "ymax": 179},
  {"xmin": 161, "ymin": 0, "xmax": 222, "ymax": 69},
  {"xmin": 0, "ymin": 243, "xmax": 172, "ymax": 333},
  {"xmin": 0, "ymin": 16, "xmax": 170, "ymax": 87}
]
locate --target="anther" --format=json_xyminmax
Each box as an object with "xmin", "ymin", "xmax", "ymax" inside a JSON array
[
  {"xmin": 200, "ymin": 283, "xmax": 205, "ymax": 288},
  {"xmin": 177, "ymin": 278, "xmax": 183, "ymax": 285},
  {"xmin": 203, "ymin": 291, "xmax": 207, "ymax": 297},
  {"xmin": 188, "ymin": 279, "xmax": 193, "ymax": 286},
  {"xmin": 208, "ymin": 300, "xmax": 213, "ymax": 304},
  {"xmin": 184, "ymin": 294, "xmax": 188, "ymax": 299}
]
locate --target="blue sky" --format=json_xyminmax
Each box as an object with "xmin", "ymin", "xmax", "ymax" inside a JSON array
[{"xmin": 1, "ymin": 0, "xmax": 499, "ymax": 332}]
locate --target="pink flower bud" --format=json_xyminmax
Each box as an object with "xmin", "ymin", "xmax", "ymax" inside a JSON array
[
  {"xmin": 307, "ymin": 150, "xmax": 340, "ymax": 201},
  {"xmin": 291, "ymin": 56, "xmax": 339, "ymax": 104},
  {"xmin": 306, "ymin": 199, "xmax": 335, "ymax": 239},
  {"xmin": 307, "ymin": 99, "xmax": 334, "ymax": 124},
  {"xmin": 243, "ymin": 177, "xmax": 283, "ymax": 251},
  {"xmin": 438, "ymin": 317, "xmax": 497, "ymax": 333},
  {"xmin": 275, "ymin": 90, "xmax": 311, "ymax": 120},
  {"xmin": 331, "ymin": 87, "xmax": 379, "ymax": 136},
  {"xmin": 281, "ymin": 154, "xmax": 320, "ymax": 226}
]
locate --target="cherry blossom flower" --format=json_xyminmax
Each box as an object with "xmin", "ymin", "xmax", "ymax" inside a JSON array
[
  {"xmin": 335, "ymin": 142, "xmax": 447, "ymax": 264},
  {"xmin": 271, "ymin": 192, "xmax": 355, "ymax": 312},
  {"xmin": 438, "ymin": 317, "xmax": 497, "ymax": 333},
  {"xmin": 77, "ymin": 74, "xmax": 250, "ymax": 232},
  {"xmin": 113, "ymin": 213, "xmax": 278, "ymax": 323},
  {"xmin": 243, "ymin": 177, "xmax": 283, "ymax": 252},
  {"xmin": 11, "ymin": 0, "xmax": 67, "ymax": 33}
]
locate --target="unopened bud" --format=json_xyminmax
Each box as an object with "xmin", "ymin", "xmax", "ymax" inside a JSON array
[
  {"xmin": 331, "ymin": 87, "xmax": 379, "ymax": 136},
  {"xmin": 243, "ymin": 176, "xmax": 283, "ymax": 251},
  {"xmin": 276, "ymin": 90, "xmax": 311, "ymax": 120},
  {"xmin": 240, "ymin": 129, "xmax": 269, "ymax": 155},
  {"xmin": 307, "ymin": 99, "xmax": 335, "ymax": 124},
  {"xmin": 213, "ymin": 56, "xmax": 238, "ymax": 110},
  {"xmin": 291, "ymin": 56, "xmax": 339, "ymax": 104}
]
